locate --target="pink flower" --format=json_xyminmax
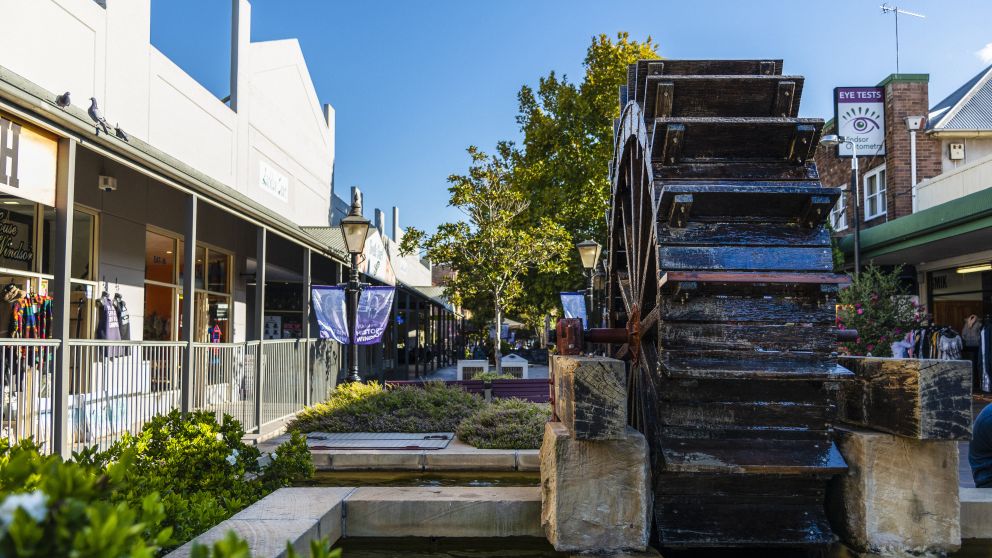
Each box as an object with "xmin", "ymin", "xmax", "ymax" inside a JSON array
[
  {"xmin": 855, "ymin": 303, "xmax": 862, "ymax": 309},
  {"xmin": 893, "ymin": 327, "xmax": 902, "ymax": 335},
  {"xmin": 838, "ymin": 324, "xmax": 846, "ymax": 330},
  {"xmin": 866, "ymin": 344, "xmax": 875, "ymax": 351},
  {"xmin": 857, "ymin": 308, "xmax": 864, "ymax": 315},
  {"xmin": 856, "ymin": 337, "xmax": 861, "ymax": 344}
]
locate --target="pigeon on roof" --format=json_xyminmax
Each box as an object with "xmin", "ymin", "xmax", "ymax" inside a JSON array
[{"xmin": 88, "ymin": 97, "xmax": 110, "ymax": 136}]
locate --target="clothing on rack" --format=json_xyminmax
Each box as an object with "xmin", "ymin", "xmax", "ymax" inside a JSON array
[
  {"xmin": 113, "ymin": 292, "xmax": 131, "ymax": 341},
  {"xmin": 964, "ymin": 314, "xmax": 982, "ymax": 346}
]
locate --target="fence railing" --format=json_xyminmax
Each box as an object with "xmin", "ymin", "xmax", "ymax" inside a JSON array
[
  {"xmin": 1, "ymin": 340, "xmax": 60, "ymax": 452},
  {"xmin": 0, "ymin": 338, "xmax": 340, "ymax": 455}
]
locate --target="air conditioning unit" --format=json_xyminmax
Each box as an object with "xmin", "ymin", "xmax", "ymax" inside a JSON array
[
  {"xmin": 949, "ymin": 143, "xmax": 965, "ymax": 161},
  {"xmin": 98, "ymin": 175, "xmax": 118, "ymax": 192}
]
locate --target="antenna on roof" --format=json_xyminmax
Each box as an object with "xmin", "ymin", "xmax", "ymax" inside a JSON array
[{"xmin": 881, "ymin": 3, "xmax": 925, "ymax": 74}]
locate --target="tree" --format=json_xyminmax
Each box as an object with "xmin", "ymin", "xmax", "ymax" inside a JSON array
[
  {"xmin": 511, "ymin": 33, "xmax": 660, "ymax": 331},
  {"xmin": 401, "ymin": 145, "xmax": 570, "ymax": 372}
]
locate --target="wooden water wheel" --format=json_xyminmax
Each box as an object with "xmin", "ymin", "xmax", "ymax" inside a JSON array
[{"xmin": 606, "ymin": 59, "xmax": 851, "ymax": 549}]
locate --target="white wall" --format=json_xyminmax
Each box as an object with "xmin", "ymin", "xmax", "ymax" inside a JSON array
[
  {"xmin": 941, "ymin": 137, "xmax": 992, "ymax": 173},
  {"xmin": 917, "ymin": 151, "xmax": 992, "ymax": 211},
  {"xmin": 0, "ymin": 0, "xmax": 334, "ymax": 226}
]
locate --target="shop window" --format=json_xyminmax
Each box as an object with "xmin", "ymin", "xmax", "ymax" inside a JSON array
[
  {"xmin": 0, "ymin": 197, "xmax": 36, "ymax": 273},
  {"xmin": 144, "ymin": 230, "xmax": 179, "ymax": 340},
  {"xmin": 69, "ymin": 208, "xmax": 99, "ymax": 339},
  {"xmin": 864, "ymin": 165, "xmax": 887, "ymax": 220},
  {"xmin": 829, "ymin": 188, "xmax": 848, "ymax": 231}
]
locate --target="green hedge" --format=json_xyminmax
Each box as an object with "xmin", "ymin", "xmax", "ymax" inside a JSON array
[{"xmin": 456, "ymin": 398, "xmax": 551, "ymax": 449}]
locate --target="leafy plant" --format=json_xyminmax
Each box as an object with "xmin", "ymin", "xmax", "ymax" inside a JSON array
[
  {"xmin": 0, "ymin": 438, "xmax": 171, "ymax": 558},
  {"xmin": 470, "ymin": 371, "xmax": 517, "ymax": 381},
  {"xmin": 189, "ymin": 531, "xmax": 340, "ymax": 558},
  {"xmin": 456, "ymin": 398, "xmax": 551, "ymax": 449},
  {"xmin": 836, "ymin": 264, "xmax": 926, "ymax": 357},
  {"xmin": 290, "ymin": 381, "xmax": 484, "ymax": 434},
  {"xmin": 95, "ymin": 410, "xmax": 314, "ymax": 550}
]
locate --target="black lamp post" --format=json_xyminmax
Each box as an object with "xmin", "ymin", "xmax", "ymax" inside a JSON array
[
  {"xmin": 340, "ymin": 190, "xmax": 371, "ymax": 383},
  {"xmin": 820, "ymin": 134, "xmax": 861, "ymax": 276},
  {"xmin": 576, "ymin": 239, "xmax": 602, "ymax": 328}
]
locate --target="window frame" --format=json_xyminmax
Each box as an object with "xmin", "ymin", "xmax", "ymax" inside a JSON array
[
  {"xmin": 830, "ymin": 187, "xmax": 848, "ymax": 232},
  {"xmin": 863, "ymin": 164, "xmax": 887, "ymax": 220}
]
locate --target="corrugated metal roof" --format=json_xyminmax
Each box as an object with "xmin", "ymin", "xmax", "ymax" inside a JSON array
[
  {"xmin": 929, "ymin": 64, "xmax": 992, "ymax": 131},
  {"xmin": 301, "ymin": 226, "xmax": 349, "ymax": 258}
]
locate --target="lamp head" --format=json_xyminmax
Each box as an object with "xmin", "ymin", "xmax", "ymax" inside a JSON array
[
  {"xmin": 819, "ymin": 134, "xmax": 842, "ymax": 148},
  {"xmin": 341, "ymin": 190, "xmax": 371, "ymax": 255},
  {"xmin": 576, "ymin": 239, "xmax": 602, "ymax": 270}
]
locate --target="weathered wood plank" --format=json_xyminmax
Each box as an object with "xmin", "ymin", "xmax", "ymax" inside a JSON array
[
  {"xmin": 836, "ymin": 357, "xmax": 971, "ymax": 440},
  {"xmin": 633, "ymin": 59, "xmax": 783, "ymax": 78},
  {"xmin": 661, "ymin": 439, "xmax": 847, "ymax": 475},
  {"xmin": 666, "ymin": 194, "xmax": 692, "ymax": 227},
  {"xmin": 661, "ymin": 350, "xmax": 843, "ymax": 380},
  {"xmin": 550, "ymin": 355, "xmax": 627, "ymax": 440},
  {"xmin": 800, "ymin": 195, "xmax": 835, "ymax": 228},
  {"xmin": 654, "ymin": 160, "xmax": 820, "ymax": 181},
  {"xmin": 659, "ymin": 294, "xmax": 835, "ymax": 323},
  {"xmin": 655, "ymin": 181, "xmax": 840, "ymax": 221},
  {"xmin": 660, "ymin": 271, "xmax": 849, "ymax": 288},
  {"xmin": 650, "ymin": 117, "xmax": 823, "ymax": 164},
  {"xmin": 642, "ymin": 75, "xmax": 805, "ymax": 120},
  {"xmin": 659, "ymin": 377, "xmax": 835, "ymax": 405},
  {"xmin": 660, "ymin": 400, "xmax": 834, "ymax": 431},
  {"xmin": 659, "ymin": 245, "xmax": 833, "ymax": 272},
  {"xmin": 659, "ymin": 322, "xmax": 836, "ymax": 352},
  {"xmin": 772, "ymin": 80, "xmax": 796, "ymax": 117},
  {"xmin": 658, "ymin": 221, "xmax": 830, "ymax": 247}
]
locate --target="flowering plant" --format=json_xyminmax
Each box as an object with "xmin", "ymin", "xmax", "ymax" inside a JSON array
[{"xmin": 836, "ymin": 264, "xmax": 927, "ymax": 357}]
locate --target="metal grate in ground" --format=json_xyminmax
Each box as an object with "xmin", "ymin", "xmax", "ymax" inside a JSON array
[{"xmin": 305, "ymin": 432, "xmax": 454, "ymax": 450}]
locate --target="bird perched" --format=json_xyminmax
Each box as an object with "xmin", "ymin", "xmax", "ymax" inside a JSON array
[
  {"xmin": 114, "ymin": 124, "xmax": 129, "ymax": 142},
  {"xmin": 88, "ymin": 97, "xmax": 110, "ymax": 136},
  {"xmin": 55, "ymin": 92, "xmax": 70, "ymax": 108}
]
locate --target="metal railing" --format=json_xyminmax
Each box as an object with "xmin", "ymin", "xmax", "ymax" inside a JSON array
[
  {"xmin": 0, "ymin": 338, "xmax": 340, "ymax": 455},
  {"xmin": 0, "ymin": 340, "xmax": 60, "ymax": 452},
  {"xmin": 66, "ymin": 340, "xmax": 185, "ymax": 453}
]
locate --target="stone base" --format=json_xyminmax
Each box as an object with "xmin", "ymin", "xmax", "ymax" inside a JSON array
[
  {"xmin": 540, "ymin": 422, "xmax": 650, "ymax": 553},
  {"xmin": 828, "ymin": 426, "xmax": 960, "ymax": 556}
]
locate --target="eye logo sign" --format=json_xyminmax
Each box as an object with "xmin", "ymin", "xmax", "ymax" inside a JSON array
[
  {"xmin": 841, "ymin": 107, "xmax": 882, "ymax": 134},
  {"xmin": 834, "ymin": 86, "xmax": 886, "ymax": 157}
]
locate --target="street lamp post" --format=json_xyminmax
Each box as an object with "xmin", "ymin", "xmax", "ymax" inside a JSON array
[
  {"xmin": 820, "ymin": 134, "xmax": 861, "ymax": 276},
  {"xmin": 576, "ymin": 239, "xmax": 602, "ymax": 328},
  {"xmin": 340, "ymin": 189, "xmax": 371, "ymax": 383}
]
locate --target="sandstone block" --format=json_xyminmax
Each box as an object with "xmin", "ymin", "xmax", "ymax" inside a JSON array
[
  {"xmin": 960, "ymin": 487, "xmax": 992, "ymax": 540},
  {"xmin": 551, "ymin": 355, "xmax": 626, "ymax": 440},
  {"xmin": 540, "ymin": 422, "xmax": 650, "ymax": 553},
  {"xmin": 838, "ymin": 357, "xmax": 971, "ymax": 440},
  {"xmin": 828, "ymin": 426, "xmax": 960, "ymax": 556},
  {"xmin": 343, "ymin": 486, "xmax": 542, "ymax": 538}
]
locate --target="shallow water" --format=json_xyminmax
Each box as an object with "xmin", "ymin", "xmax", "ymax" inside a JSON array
[{"xmin": 301, "ymin": 470, "xmax": 541, "ymax": 487}]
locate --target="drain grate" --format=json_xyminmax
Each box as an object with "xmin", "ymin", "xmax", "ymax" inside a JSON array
[{"xmin": 305, "ymin": 432, "xmax": 454, "ymax": 450}]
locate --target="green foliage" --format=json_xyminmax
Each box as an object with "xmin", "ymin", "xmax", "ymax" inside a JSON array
[
  {"xmin": 456, "ymin": 399, "xmax": 551, "ymax": 449},
  {"xmin": 837, "ymin": 264, "xmax": 926, "ymax": 357},
  {"xmin": 96, "ymin": 410, "xmax": 314, "ymax": 550},
  {"xmin": 189, "ymin": 531, "xmax": 340, "ymax": 558},
  {"xmin": 512, "ymin": 33, "xmax": 660, "ymax": 328},
  {"xmin": 290, "ymin": 381, "xmax": 485, "ymax": 434},
  {"xmin": 0, "ymin": 438, "xmax": 171, "ymax": 558},
  {"xmin": 400, "ymin": 144, "xmax": 571, "ymax": 368},
  {"xmin": 469, "ymin": 371, "xmax": 517, "ymax": 381}
]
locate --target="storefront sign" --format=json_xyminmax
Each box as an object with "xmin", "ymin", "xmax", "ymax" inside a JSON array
[
  {"xmin": 0, "ymin": 208, "xmax": 34, "ymax": 264},
  {"xmin": 311, "ymin": 285, "xmax": 349, "ymax": 343},
  {"xmin": 560, "ymin": 291, "xmax": 588, "ymax": 329},
  {"xmin": 259, "ymin": 160, "xmax": 289, "ymax": 202},
  {"xmin": 359, "ymin": 230, "xmax": 396, "ymax": 285},
  {"xmin": 834, "ymin": 87, "xmax": 886, "ymax": 157},
  {"xmin": 0, "ymin": 114, "xmax": 57, "ymax": 206},
  {"xmin": 355, "ymin": 286, "xmax": 395, "ymax": 345}
]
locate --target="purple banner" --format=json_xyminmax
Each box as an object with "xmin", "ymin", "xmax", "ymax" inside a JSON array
[
  {"xmin": 560, "ymin": 292, "xmax": 587, "ymax": 329},
  {"xmin": 355, "ymin": 286, "xmax": 395, "ymax": 345},
  {"xmin": 311, "ymin": 286, "xmax": 349, "ymax": 344}
]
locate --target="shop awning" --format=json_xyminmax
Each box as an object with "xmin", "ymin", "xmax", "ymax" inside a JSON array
[{"xmin": 838, "ymin": 184, "xmax": 992, "ymax": 265}]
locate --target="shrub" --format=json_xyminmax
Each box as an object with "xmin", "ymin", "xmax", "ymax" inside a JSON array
[
  {"xmin": 290, "ymin": 381, "xmax": 484, "ymax": 433},
  {"xmin": 0, "ymin": 438, "xmax": 171, "ymax": 557},
  {"xmin": 191, "ymin": 531, "xmax": 340, "ymax": 558},
  {"xmin": 836, "ymin": 264, "xmax": 925, "ymax": 357},
  {"xmin": 470, "ymin": 371, "xmax": 517, "ymax": 381},
  {"xmin": 96, "ymin": 410, "xmax": 314, "ymax": 550},
  {"xmin": 456, "ymin": 398, "xmax": 551, "ymax": 449}
]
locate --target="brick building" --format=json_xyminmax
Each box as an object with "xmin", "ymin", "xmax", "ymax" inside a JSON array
[{"xmin": 813, "ymin": 74, "xmax": 942, "ymax": 236}]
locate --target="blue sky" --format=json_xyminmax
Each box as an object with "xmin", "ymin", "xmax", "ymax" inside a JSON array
[{"xmin": 151, "ymin": 0, "xmax": 992, "ymax": 235}]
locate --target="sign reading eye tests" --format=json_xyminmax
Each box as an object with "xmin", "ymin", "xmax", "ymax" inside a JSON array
[
  {"xmin": 0, "ymin": 113, "xmax": 57, "ymax": 206},
  {"xmin": 834, "ymin": 87, "xmax": 886, "ymax": 157}
]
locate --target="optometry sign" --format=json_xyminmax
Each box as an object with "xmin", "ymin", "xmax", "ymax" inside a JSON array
[
  {"xmin": 0, "ymin": 113, "xmax": 57, "ymax": 206},
  {"xmin": 834, "ymin": 87, "xmax": 886, "ymax": 157}
]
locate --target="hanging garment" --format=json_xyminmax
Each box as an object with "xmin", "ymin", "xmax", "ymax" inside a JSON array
[
  {"xmin": 113, "ymin": 293, "xmax": 131, "ymax": 341},
  {"xmin": 964, "ymin": 315, "xmax": 982, "ymax": 347},
  {"xmin": 939, "ymin": 330, "xmax": 964, "ymax": 360},
  {"xmin": 983, "ymin": 324, "xmax": 992, "ymax": 393},
  {"xmin": 96, "ymin": 293, "xmax": 122, "ymax": 342}
]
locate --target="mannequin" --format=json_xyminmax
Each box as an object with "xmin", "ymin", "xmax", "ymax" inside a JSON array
[{"xmin": 1, "ymin": 282, "xmax": 25, "ymax": 338}]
